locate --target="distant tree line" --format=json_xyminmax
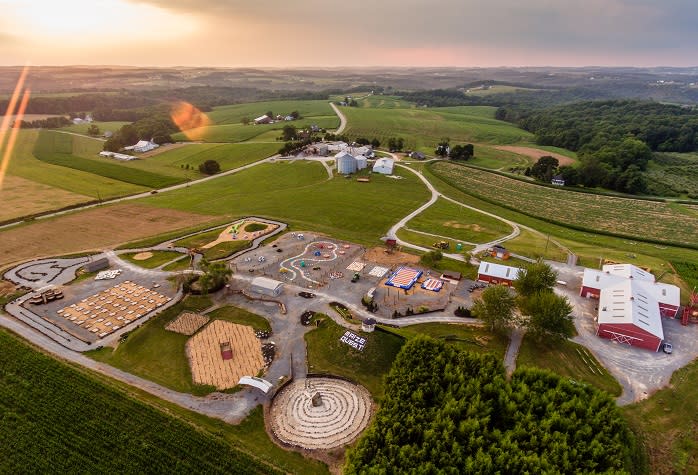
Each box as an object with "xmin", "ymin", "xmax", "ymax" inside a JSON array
[
  {"xmin": 15, "ymin": 116, "xmax": 71, "ymax": 129},
  {"xmin": 345, "ymin": 337, "xmax": 639, "ymax": 473}
]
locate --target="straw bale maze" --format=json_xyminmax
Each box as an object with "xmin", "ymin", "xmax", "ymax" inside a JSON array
[
  {"xmin": 165, "ymin": 312, "xmax": 210, "ymax": 335},
  {"xmin": 270, "ymin": 378, "xmax": 373, "ymax": 450},
  {"xmin": 186, "ymin": 320, "xmax": 265, "ymax": 390}
]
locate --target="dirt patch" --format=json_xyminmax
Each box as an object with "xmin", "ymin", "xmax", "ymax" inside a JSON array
[
  {"xmin": 362, "ymin": 247, "xmax": 420, "ymax": 267},
  {"xmin": 166, "ymin": 312, "xmax": 210, "ymax": 335},
  {"xmin": 494, "ymin": 146, "xmax": 575, "ymax": 166},
  {"xmin": 0, "ymin": 175, "xmax": 87, "ymax": 222},
  {"xmin": 0, "ymin": 280, "xmax": 17, "ymax": 296},
  {"xmin": 443, "ymin": 220, "xmax": 483, "ymax": 232},
  {"xmin": 0, "ymin": 204, "xmax": 214, "ymax": 269},
  {"xmin": 186, "ymin": 320, "xmax": 264, "ymax": 390},
  {"xmin": 132, "ymin": 252, "xmax": 153, "ymax": 261}
]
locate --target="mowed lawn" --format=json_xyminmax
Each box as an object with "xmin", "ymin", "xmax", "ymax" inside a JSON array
[
  {"xmin": 340, "ymin": 105, "xmax": 533, "ymax": 152},
  {"xmin": 6, "ymin": 130, "xmax": 146, "ymax": 199},
  {"xmin": 142, "ymin": 161, "xmax": 431, "ymax": 245},
  {"xmin": 430, "ymin": 161, "xmax": 698, "ymax": 248},
  {"xmin": 173, "ymin": 100, "xmax": 339, "ymax": 143},
  {"xmin": 61, "ymin": 121, "xmax": 130, "ymax": 135},
  {"xmin": 406, "ymin": 197, "xmax": 513, "ymax": 244}
]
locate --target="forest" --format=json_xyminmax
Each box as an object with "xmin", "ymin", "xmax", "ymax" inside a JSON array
[{"xmin": 345, "ymin": 337, "xmax": 639, "ymax": 474}]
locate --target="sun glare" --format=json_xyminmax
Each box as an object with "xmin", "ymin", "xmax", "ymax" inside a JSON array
[{"xmin": 5, "ymin": 0, "xmax": 196, "ymax": 44}]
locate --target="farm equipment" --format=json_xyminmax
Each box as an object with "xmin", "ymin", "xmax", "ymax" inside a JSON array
[
  {"xmin": 351, "ymin": 272, "xmax": 360, "ymax": 283},
  {"xmin": 681, "ymin": 291, "xmax": 698, "ymax": 326},
  {"xmin": 433, "ymin": 241, "xmax": 450, "ymax": 250},
  {"xmin": 488, "ymin": 245, "xmax": 510, "ymax": 260}
]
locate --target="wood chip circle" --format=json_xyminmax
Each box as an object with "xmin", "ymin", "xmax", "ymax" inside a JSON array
[{"xmin": 132, "ymin": 252, "xmax": 153, "ymax": 261}]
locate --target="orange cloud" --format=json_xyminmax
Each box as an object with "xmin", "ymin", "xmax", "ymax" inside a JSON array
[{"xmin": 171, "ymin": 102, "xmax": 211, "ymax": 141}]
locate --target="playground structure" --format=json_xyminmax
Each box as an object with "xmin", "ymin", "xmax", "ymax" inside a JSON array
[
  {"xmin": 279, "ymin": 240, "xmax": 348, "ymax": 285},
  {"xmin": 186, "ymin": 320, "xmax": 265, "ymax": 390},
  {"xmin": 681, "ymin": 291, "xmax": 698, "ymax": 326},
  {"xmin": 385, "ymin": 266, "xmax": 423, "ymax": 290},
  {"xmin": 269, "ymin": 377, "xmax": 373, "ymax": 450}
]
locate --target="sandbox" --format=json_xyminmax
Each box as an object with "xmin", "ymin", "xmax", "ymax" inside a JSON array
[{"xmin": 269, "ymin": 377, "xmax": 372, "ymax": 450}]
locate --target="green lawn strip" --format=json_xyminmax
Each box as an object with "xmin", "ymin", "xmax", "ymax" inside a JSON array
[
  {"xmin": 0, "ymin": 329, "xmax": 285, "ymax": 474},
  {"xmin": 142, "ymin": 162, "xmax": 430, "ymax": 247},
  {"xmin": 174, "ymin": 228, "xmax": 251, "ymax": 259},
  {"xmin": 87, "ymin": 295, "xmax": 216, "ymax": 395},
  {"xmin": 120, "ymin": 251, "xmax": 185, "ymax": 269},
  {"xmin": 516, "ymin": 335, "xmax": 622, "ymax": 396},
  {"xmin": 60, "ymin": 121, "xmax": 130, "ymax": 135},
  {"xmin": 33, "ymin": 131, "xmax": 184, "ymax": 188},
  {"xmin": 421, "ymin": 164, "xmax": 698, "ymax": 278},
  {"xmin": 207, "ymin": 100, "xmax": 334, "ymax": 125},
  {"xmin": 396, "ymin": 228, "xmax": 469, "ymax": 254},
  {"xmin": 429, "ymin": 160, "xmax": 698, "ymax": 248},
  {"xmin": 8, "ymin": 130, "xmax": 145, "ymax": 198},
  {"xmin": 467, "ymin": 145, "xmax": 534, "ymax": 169},
  {"xmin": 622, "ymin": 359, "xmax": 698, "ymax": 474},
  {"xmin": 406, "ymin": 197, "xmax": 513, "ymax": 243},
  {"xmin": 499, "ymin": 227, "xmax": 569, "ymax": 262},
  {"xmin": 304, "ymin": 316, "xmax": 405, "ymax": 400},
  {"xmin": 163, "ymin": 256, "xmax": 194, "ymax": 271},
  {"xmin": 206, "ymin": 306, "xmax": 271, "ymax": 332},
  {"xmin": 386, "ymin": 322, "xmax": 508, "ymax": 359}
]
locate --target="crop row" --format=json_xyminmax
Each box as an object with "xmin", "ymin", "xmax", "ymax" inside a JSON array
[{"xmin": 430, "ymin": 161, "xmax": 698, "ymax": 247}]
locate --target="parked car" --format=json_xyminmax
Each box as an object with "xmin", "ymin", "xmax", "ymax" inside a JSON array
[
  {"xmin": 663, "ymin": 342, "xmax": 673, "ymax": 354},
  {"xmin": 298, "ymin": 292, "xmax": 315, "ymax": 299}
]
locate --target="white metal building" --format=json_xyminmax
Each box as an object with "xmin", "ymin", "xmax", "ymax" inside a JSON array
[
  {"xmin": 355, "ymin": 155, "xmax": 368, "ymax": 170},
  {"xmin": 372, "ymin": 158, "xmax": 394, "ymax": 174},
  {"xmin": 250, "ymin": 277, "xmax": 284, "ymax": 297},
  {"xmin": 336, "ymin": 151, "xmax": 357, "ymax": 174}
]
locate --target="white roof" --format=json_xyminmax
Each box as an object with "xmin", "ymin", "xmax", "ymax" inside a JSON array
[
  {"xmin": 598, "ymin": 280, "xmax": 664, "ymax": 340},
  {"xmin": 583, "ymin": 267, "xmax": 679, "ymax": 307},
  {"xmin": 251, "ymin": 276, "xmax": 283, "ymax": 291},
  {"xmin": 134, "ymin": 140, "xmax": 151, "ymax": 147},
  {"xmin": 602, "ymin": 264, "xmax": 655, "ymax": 282},
  {"xmin": 334, "ymin": 151, "xmax": 354, "ymax": 159},
  {"xmin": 355, "ymin": 155, "xmax": 367, "ymax": 161},
  {"xmin": 477, "ymin": 261, "xmax": 523, "ymax": 280},
  {"xmin": 238, "ymin": 376, "xmax": 272, "ymax": 393},
  {"xmin": 254, "ymin": 115, "xmax": 269, "ymax": 121}
]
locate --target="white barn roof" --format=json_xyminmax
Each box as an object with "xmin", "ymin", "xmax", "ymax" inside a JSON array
[
  {"xmin": 372, "ymin": 158, "xmax": 394, "ymax": 174},
  {"xmin": 477, "ymin": 261, "xmax": 523, "ymax": 280},
  {"xmin": 598, "ymin": 280, "xmax": 664, "ymax": 340},
  {"xmin": 602, "ymin": 264, "xmax": 655, "ymax": 282},
  {"xmin": 251, "ymin": 276, "xmax": 283, "ymax": 291},
  {"xmin": 583, "ymin": 268, "xmax": 679, "ymax": 307}
]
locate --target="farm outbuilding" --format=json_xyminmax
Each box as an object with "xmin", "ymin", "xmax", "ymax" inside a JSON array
[
  {"xmin": 254, "ymin": 115, "xmax": 272, "ymax": 124},
  {"xmin": 355, "ymin": 155, "xmax": 368, "ymax": 170},
  {"xmin": 84, "ymin": 257, "xmax": 109, "ymax": 273},
  {"xmin": 476, "ymin": 261, "xmax": 522, "ymax": 286},
  {"xmin": 250, "ymin": 277, "xmax": 284, "ymax": 297},
  {"xmin": 372, "ymin": 158, "xmax": 394, "ymax": 175},
  {"xmin": 361, "ymin": 317, "xmax": 376, "ymax": 333},
  {"xmin": 130, "ymin": 140, "xmax": 159, "ymax": 153},
  {"xmin": 581, "ymin": 264, "xmax": 680, "ymax": 351}
]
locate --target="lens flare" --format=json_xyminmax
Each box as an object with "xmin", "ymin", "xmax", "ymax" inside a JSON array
[
  {"xmin": 0, "ymin": 65, "xmax": 30, "ymax": 191},
  {"xmin": 171, "ymin": 101, "xmax": 211, "ymax": 141}
]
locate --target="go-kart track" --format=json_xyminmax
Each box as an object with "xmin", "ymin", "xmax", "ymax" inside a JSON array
[{"xmin": 279, "ymin": 241, "xmax": 342, "ymax": 284}]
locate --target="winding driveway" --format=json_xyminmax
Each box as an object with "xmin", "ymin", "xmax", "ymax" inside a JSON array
[{"xmin": 330, "ymin": 102, "xmax": 347, "ymax": 134}]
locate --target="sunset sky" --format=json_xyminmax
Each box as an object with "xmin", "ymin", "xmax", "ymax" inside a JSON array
[{"xmin": 0, "ymin": 0, "xmax": 696, "ymax": 67}]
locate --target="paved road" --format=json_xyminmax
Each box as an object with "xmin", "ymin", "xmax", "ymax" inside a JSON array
[
  {"xmin": 503, "ymin": 327, "xmax": 525, "ymax": 377},
  {"xmin": 330, "ymin": 102, "xmax": 347, "ymax": 134}
]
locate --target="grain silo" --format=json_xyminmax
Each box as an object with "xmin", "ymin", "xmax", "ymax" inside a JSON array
[
  {"xmin": 355, "ymin": 155, "xmax": 368, "ymax": 170},
  {"xmin": 336, "ymin": 151, "xmax": 357, "ymax": 174}
]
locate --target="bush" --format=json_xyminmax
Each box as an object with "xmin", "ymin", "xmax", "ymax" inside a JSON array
[{"xmin": 199, "ymin": 159, "xmax": 220, "ymax": 175}]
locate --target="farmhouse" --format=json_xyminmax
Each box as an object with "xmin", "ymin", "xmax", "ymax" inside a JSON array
[
  {"xmin": 249, "ymin": 277, "xmax": 284, "ymax": 297},
  {"xmin": 477, "ymin": 261, "xmax": 522, "ymax": 286},
  {"xmin": 581, "ymin": 264, "xmax": 680, "ymax": 351},
  {"xmin": 372, "ymin": 158, "xmax": 394, "ymax": 175},
  {"xmin": 408, "ymin": 151, "xmax": 426, "ymax": 160}
]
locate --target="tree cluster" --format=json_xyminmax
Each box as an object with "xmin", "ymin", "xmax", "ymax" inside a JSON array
[
  {"xmin": 346, "ymin": 337, "xmax": 638, "ymax": 474},
  {"xmin": 387, "ymin": 137, "xmax": 404, "ymax": 151},
  {"xmin": 198, "ymin": 160, "xmax": 220, "ymax": 175},
  {"xmin": 15, "ymin": 116, "xmax": 72, "ymax": 129},
  {"xmin": 103, "ymin": 114, "xmax": 176, "ymax": 152}
]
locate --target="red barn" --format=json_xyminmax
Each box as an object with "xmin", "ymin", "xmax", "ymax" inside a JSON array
[
  {"xmin": 597, "ymin": 280, "xmax": 664, "ymax": 352},
  {"xmin": 477, "ymin": 262, "xmax": 522, "ymax": 286}
]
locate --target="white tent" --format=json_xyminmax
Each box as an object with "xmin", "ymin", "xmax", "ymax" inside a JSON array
[{"xmin": 372, "ymin": 158, "xmax": 394, "ymax": 174}]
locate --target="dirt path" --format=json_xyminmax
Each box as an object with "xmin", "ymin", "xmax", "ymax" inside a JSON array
[
  {"xmin": 504, "ymin": 327, "xmax": 525, "ymax": 377},
  {"xmin": 330, "ymin": 103, "xmax": 347, "ymax": 134},
  {"xmin": 494, "ymin": 146, "xmax": 575, "ymax": 166}
]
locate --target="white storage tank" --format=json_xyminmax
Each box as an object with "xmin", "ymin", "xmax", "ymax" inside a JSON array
[
  {"xmin": 355, "ymin": 155, "xmax": 368, "ymax": 170},
  {"xmin": 336, "ymin": 151, "xmax": 357, "ymax": 174}
]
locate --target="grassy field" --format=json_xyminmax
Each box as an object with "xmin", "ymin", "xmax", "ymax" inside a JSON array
[
  {"xmin": 88, "ymin": 295, "xmax": 216, "ymax": 395},
  {"xmin": 623, "ymin": 359, "xmax": 698, "ymax": 474},
  {"xmin": 467, "ymin": 144, "xmax": 535, "ymax": 169},
  {"xmin": 304, "ymin": 317, "xmax": 405, "ymax": 400},
  {"xmin": 397, "ymin": 228, "xmax": 473, "ymax": 255},
  {"xmin": 61, "ymin": 121, "xmax": 130, "ymax": 135},
  {"xmin": 162, "ymin": 256, "xmax": 193, "ymax": 271},
  {"xmin": 341, "ymin": 105, "xmax": 532, "ymax": 152},
  {"xmin": 406, "ymin": 197, "xmax": 513, "ymax": 244},
  {"xmin": 144, "ymin": 161, "xmax": 431, "ymax": 247},
  {"xmin": 206, "ymin": 306, "xmax": 271, "ymax": 332},
  {"xmin": 0, "ymin": 329, "xmax": 287, "ymax": 474},
  {"xmin": 387, "ymin": 322, "xmax": 509, "ymax": 359},
  {"xmin": 6, "ymin": 130, "xmax": 146, "ymax": 199},
  {"xmin": 500, "ymin": 227, "xmax": 569, "ymax": 262},
  {"xmin": 464, "ymin": 85, "xmax": 541, "ymax": 95},
  {"xmin": 355, "ymin": 95, "xmax": 414, "ymax": 109},
  {"xmin": 120, "ymin": 250, "xmax": 184, "ymax": 269},
  {"xmin": 33, "ymin": 131, "xmax": 185, "ymax": 188},
  {"xmin": 172, "ymin": 100, "xmax": 338, "ymax": 143},
  {"xmin": 517, "ymin": 336, "xmax": 622, "ymax": 396},
  {"xmin": 0, "ymin": 174, "xmax": 87, "ymax": 222},
  {"xmin": 430, "ymin": 161, "xmax": 698, "ymax": 248}
]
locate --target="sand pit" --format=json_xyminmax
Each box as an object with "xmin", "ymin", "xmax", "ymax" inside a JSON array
[
  {"xmin": 363, "ymin": 247, "xmax": 420, "ymax": 266},
  {"xmin": 186, "ymin": 320, "xmax": 265, "ymax": 390},
  {"xmin": 270, "ymin": 378, "xmax": 373, "ymax": 450},
  {"xmin": 494, "ymin": 146, "xmax": 576, "ymax": 166},
  {"xmin": 202, "ymin": 220, "xmax": 278, "ymax": 249},
  {"xmin": 132, "ymin": 252, "xmax": 153, "ymax": 261},
  {"xmin": 166, "ymin": 312, "xmax": 210, "ymax": 335}
]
